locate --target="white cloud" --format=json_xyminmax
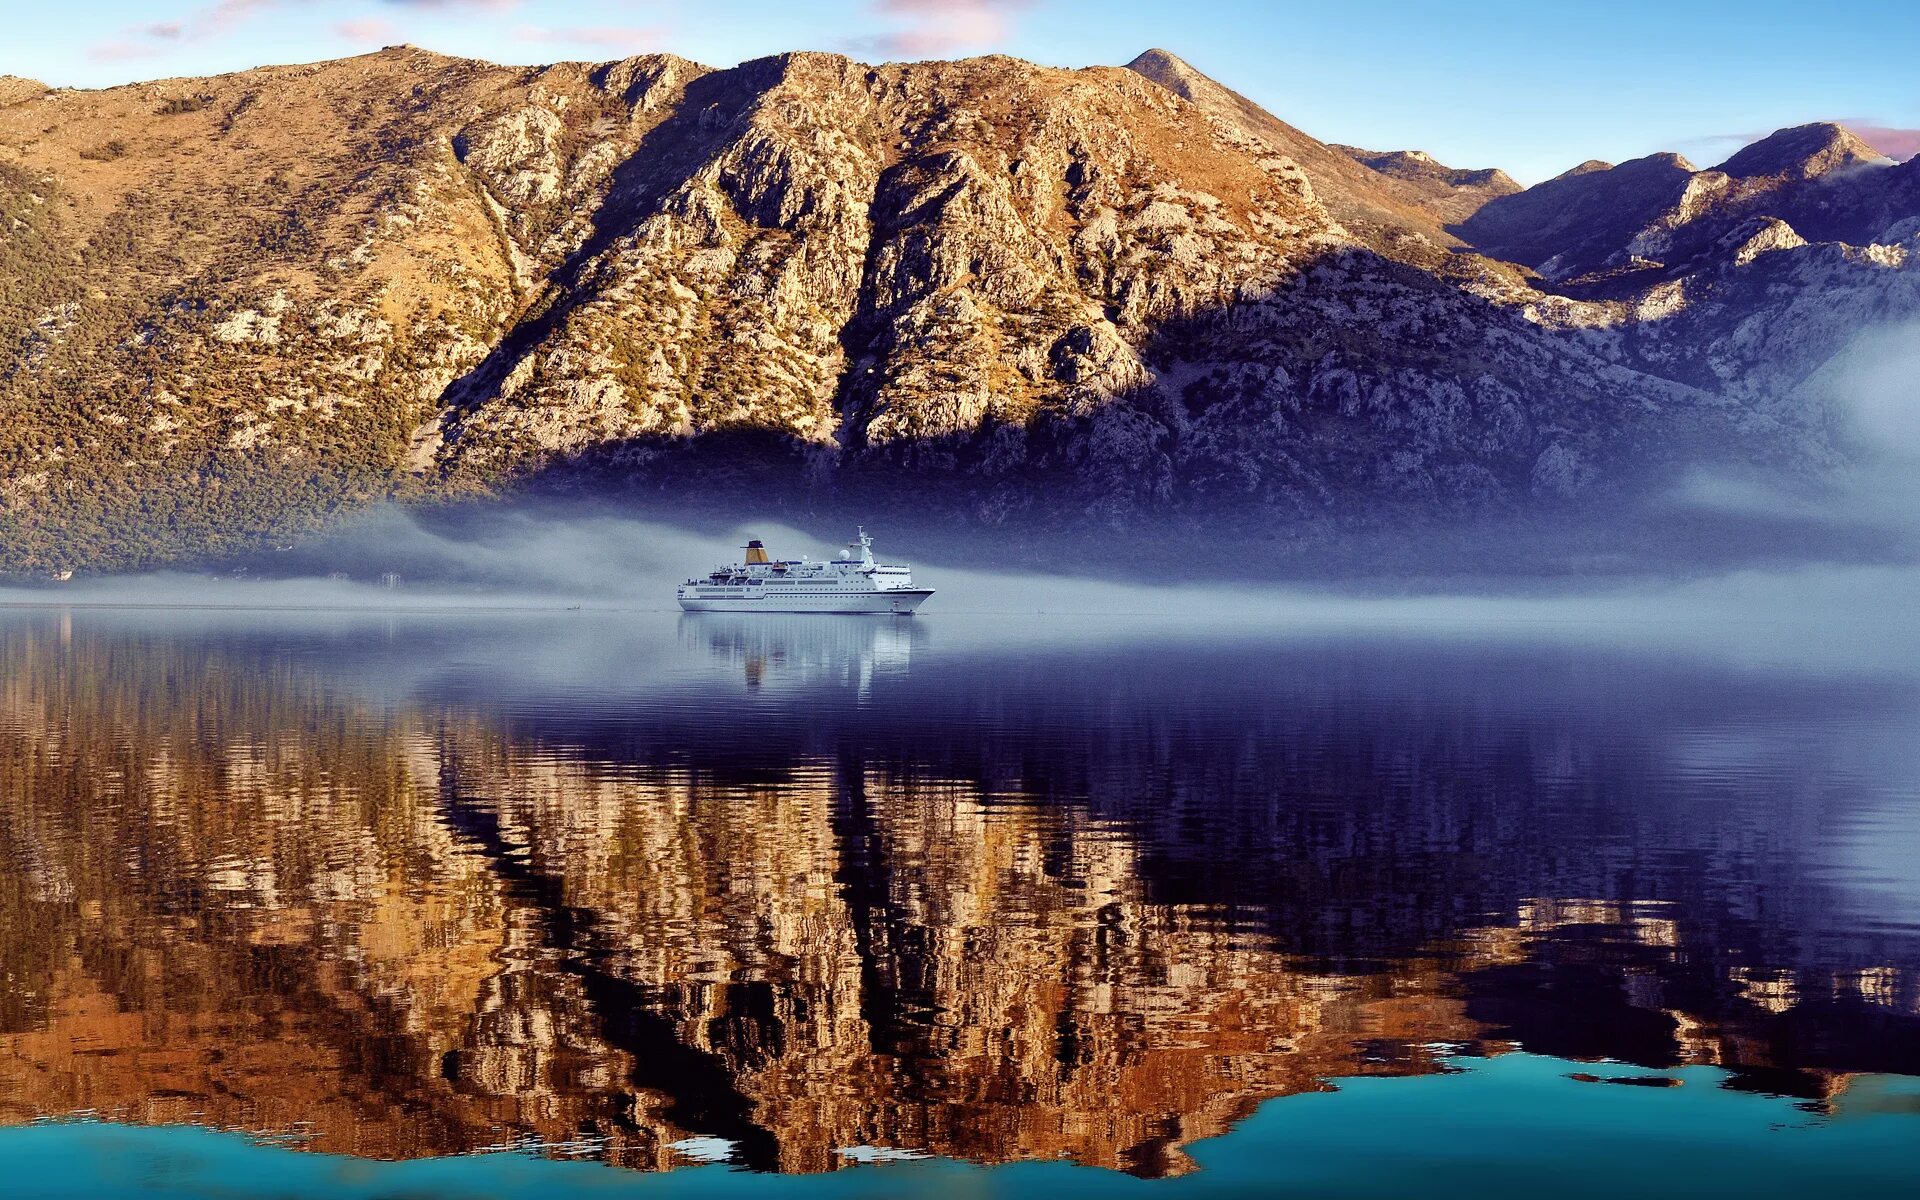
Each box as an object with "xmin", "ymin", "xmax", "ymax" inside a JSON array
[{"xmin": 853, "ymin": 0, "xmax": 1032, "ymax": 58}]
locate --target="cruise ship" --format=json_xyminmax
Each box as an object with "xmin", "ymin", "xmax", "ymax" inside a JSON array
[{"xmin": 677, "ymin": 529, "xmax": 934, "ymax": 614}]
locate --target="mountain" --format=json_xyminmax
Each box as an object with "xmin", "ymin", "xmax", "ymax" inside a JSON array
[
  {"xmin": 1717, "ymin": 121, "xmax": 1887, "ymax": 181},
  {"xmin": 1331, "ymin": 145, "xmax": 1519, "ymax": 224},
  {"xmin": 1120, "ymin": 49, "xmax": 1494, "ymax": 250},
  {"xmin": 1456, "ymin": 152, "xmax": 1701, "ymax": 278},
  {"xmin": 1, "ymin": 49, "xmax": 1917, "ymax": 576},
  {"xmin": 1460, "ymin": 122, "xmax": 1915, "ymax": 286}
]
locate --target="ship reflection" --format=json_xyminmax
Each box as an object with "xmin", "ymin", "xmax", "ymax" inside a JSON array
[
  {"xmin": 681, "ymin": 613, "xmax": 924, "ymax": 694},
  {"xmin": 0, "ymin": 611, "xmax": 1916, "ymax": 1177}
]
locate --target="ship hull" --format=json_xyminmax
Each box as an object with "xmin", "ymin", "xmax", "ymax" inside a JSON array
[{"xmin": 677, "ymin": 589, "xmax": 933, "ymax": 614}]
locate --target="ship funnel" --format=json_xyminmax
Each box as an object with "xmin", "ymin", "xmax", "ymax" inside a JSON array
[{"xmin": 744, "ymin": 540, "xmax": 770, "ymax": 565}]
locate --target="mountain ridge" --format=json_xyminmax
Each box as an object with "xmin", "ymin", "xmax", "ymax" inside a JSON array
[
  {"xmin": 1, "ymin": 46, "xmax": 1915, "ymax": 575},
  {"xmin": 1716, "ymin": 121, "xmax": 1889, "ymax": 180},
  {"xmin": 1329, "ymin": 145, "xmax": 1520, "ymax": 225},
  {"xmin": 1121, "ymin": 48, "xmax": 1488, "ymax": 251},
  {"xmin": 1464, "ymin": 120, "xmax": 1918, "ymax": 287}
]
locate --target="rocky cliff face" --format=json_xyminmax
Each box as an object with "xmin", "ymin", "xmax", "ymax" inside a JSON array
[{"xmin": 1, "ymin": 48, "xmax": 1916, "ymax": 574}]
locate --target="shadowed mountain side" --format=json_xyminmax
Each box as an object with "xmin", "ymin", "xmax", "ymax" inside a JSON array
[
  {"xmin": 1459, "ymin": 123, "xmax": 1920, "ymax": 289},
  {"xmin": 1457, "ymin": 153, "xmax": 1700, "ymax": 275},
  {"xmin": 451, "ymin": 241, "xmax": 1836, "ymax": 582},
  {"xmin": 444, "ymin": 242, "xmax": 1782, "ymax": 531}
]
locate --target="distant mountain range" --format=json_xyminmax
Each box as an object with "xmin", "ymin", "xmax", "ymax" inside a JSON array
[{"xmin": 2, "ymin": 47, "xmax": 1916, "ymax": 574}]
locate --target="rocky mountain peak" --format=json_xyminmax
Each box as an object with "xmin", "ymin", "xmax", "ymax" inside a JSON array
[
  {"xmin": 1645, "ymin": 151, "xmax": 1700, "ymax": 172},
  {"xmin": 1716, "ymin": 122, "xmax": 1889, "ymax": 181},
  {"xmin": 1553, "ymin": 160, "xmax": 1614, "ymax": 180},
  {"xmin": 1336, "ymin": 145, "xmax": 1517, "ymax": 189},
  {"xmin": 1713, "ymin": 214, "xmax": 1808, "ymax": 266},
  {"xmin": 1458, "ymin": 151, "xmax": 1699, "ymax": 273},
  {"xmin": 588, "ymin": 51, "xmax": 709, "ymax": 107},
  {"xmin": 1462, "ymin": 121, "xmax": 1920, "ymax": 289},
  {"xmin": 349, "ymin": 42, "xmax": 464, "ymax": 67},
  {"xmin": 1123, "ymin": 49, "xmax": 1207, "ymax": 96}
]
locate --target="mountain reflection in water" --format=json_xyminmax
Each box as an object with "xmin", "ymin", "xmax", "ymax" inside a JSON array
[{"xmin": 0, "ymin": 607, "xmax": 1916, "ymax": 1179}]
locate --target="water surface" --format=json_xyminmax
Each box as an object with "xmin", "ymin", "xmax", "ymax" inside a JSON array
[{"xmin": 0, "ymin": 606, "xmax": 1915, "ymax": 1194}]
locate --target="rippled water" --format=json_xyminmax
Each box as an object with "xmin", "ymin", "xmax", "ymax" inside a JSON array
[{"xmin": 0, "ymin": 605, "xmax": 1916, "ymax": 1195}]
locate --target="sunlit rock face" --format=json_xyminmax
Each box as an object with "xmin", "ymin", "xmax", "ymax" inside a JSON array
[{"xmin": 2, "ymin": 49, "xmax": 1918, "ymax": 573}]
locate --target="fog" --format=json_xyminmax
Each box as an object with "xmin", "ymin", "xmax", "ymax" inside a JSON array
[
  {"xmin": 3, "ymin": 320, "xmax": 1917, "ymax": 674},
  {"xmin": 1659, "ymin": 319, "xmax": 1920, "ymax": 579},
  {"xmin": 3, "ymin": 503, "xmax": 1915, "ymax": 679},
  {"xmin": 1825, "ymin": 320, "xmax": 1920, "ymax": 461}
]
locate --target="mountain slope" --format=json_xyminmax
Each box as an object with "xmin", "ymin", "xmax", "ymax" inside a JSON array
[
  {"xmin": 0, "ymin": 76, "xmax": 45, "ymax": 104},
  {"xmin": 1332, "ymin": 145, "xmax": 1519, "ymax": 224},
  {"xmin": 431, "ymin": 50, "xmax": 1739, "ymax": 525},
  {"xmin": 1121, "ymin": 49, "xmax": 1488, "ymax": 252},
  {"xmin": 0, "ymin": 47, "xmax": 709, "ymax": 569},
  {"xmin": 1718, "ymin": 122, "xmax": 1887, "ymax": 181}
]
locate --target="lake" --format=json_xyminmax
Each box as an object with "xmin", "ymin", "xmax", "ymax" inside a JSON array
[{"xmin": 0, "ymin": 603, "xmax": 1916, "ymax": 1197}]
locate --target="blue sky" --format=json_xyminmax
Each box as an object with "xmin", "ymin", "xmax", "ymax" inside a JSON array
[{"xmin": 8, "ymin": 0, "xmax": 1919, "ymax": 183}]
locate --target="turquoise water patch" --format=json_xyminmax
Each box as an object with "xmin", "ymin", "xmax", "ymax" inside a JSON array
[{"xmin": 5, "ymin": 1056, "xmax": 1917, "ymax": 1199}]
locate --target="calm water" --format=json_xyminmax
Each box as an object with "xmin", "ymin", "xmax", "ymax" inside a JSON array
[{"xmin": 0, "ymin": 604, "xmax": 1916, "ymax": 1197}]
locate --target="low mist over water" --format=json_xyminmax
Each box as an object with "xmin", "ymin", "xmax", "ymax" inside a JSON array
[{"xmin": 8, "ymin": 509, "xmax": 1919, "ymax": 681}]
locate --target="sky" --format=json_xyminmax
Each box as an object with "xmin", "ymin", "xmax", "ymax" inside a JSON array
[{"xmin": 6, "ymin": 0, "xmax": 1919, "ymax": 183}]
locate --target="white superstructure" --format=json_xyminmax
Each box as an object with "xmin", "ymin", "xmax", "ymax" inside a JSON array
[{"xmin": 677, "ymin": 529, "xmax": 933, "ymax": 614}]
